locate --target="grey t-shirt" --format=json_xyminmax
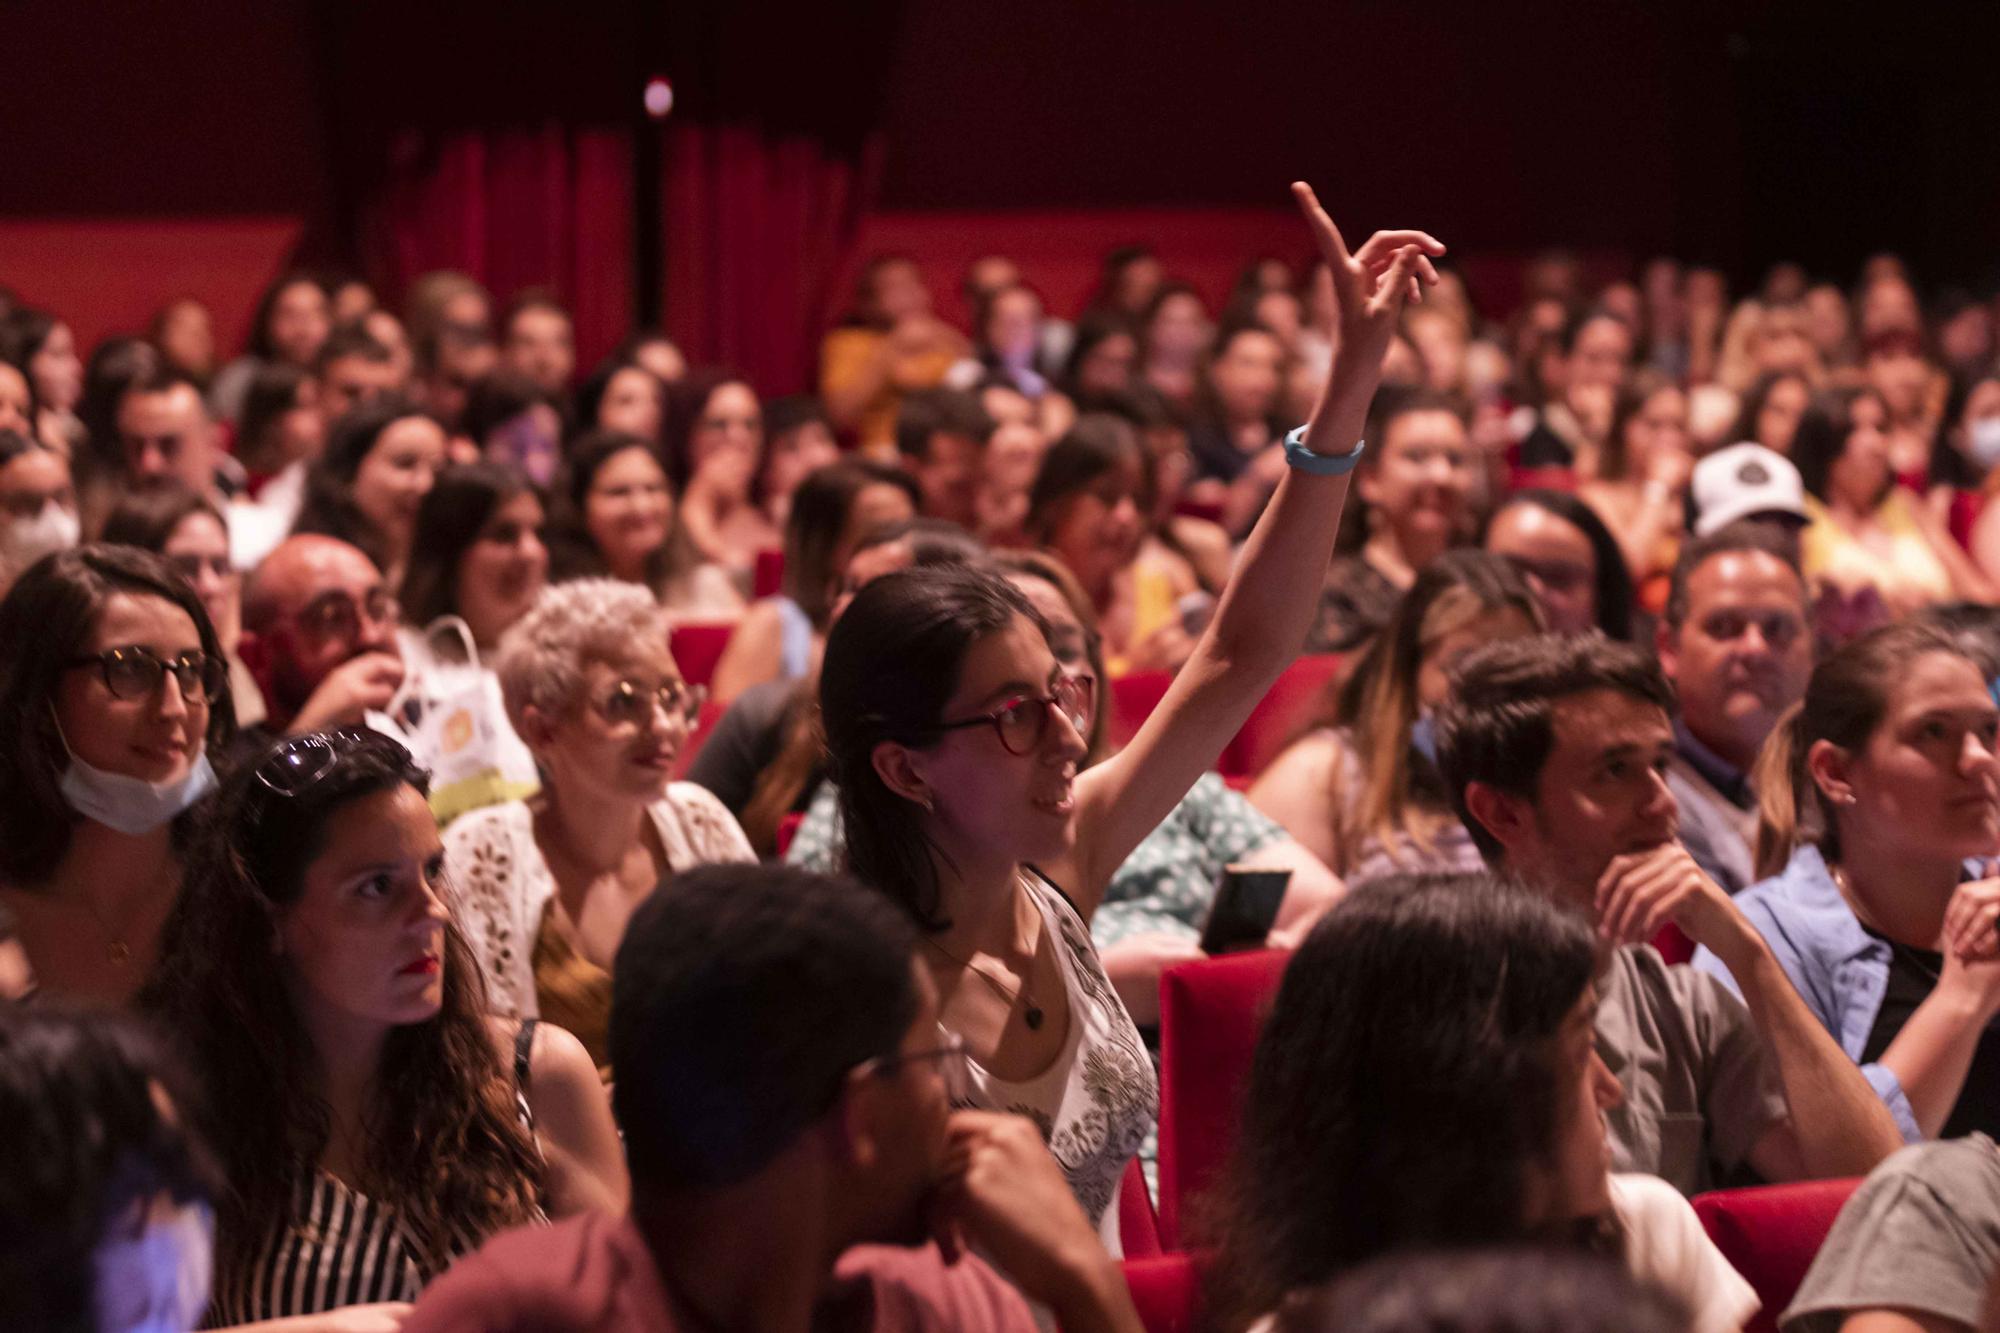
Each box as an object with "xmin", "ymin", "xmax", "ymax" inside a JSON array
[
  {"xmin": 1598, "ymin": 944, "xmax": 1790, "ymax": 1195},
  {"xmin": 1783, "ymin": 1134, "xmax": 2000, "ymax": 1332}
]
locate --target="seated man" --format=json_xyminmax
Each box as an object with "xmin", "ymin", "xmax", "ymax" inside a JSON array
[
  {"xmin": 1782, "ymin": 1135, "xmax": 2000, "ymax": 1333},
  {"xmin": 236, "ymin": 534, "xmax": 405, "ymax": 748},
  {"xmin": 1436, "ymin": 633, "xmax": 1903, "ymax": 1194},
  {"xmin": 895, "ymin": 388, "xmax": 992, "ymax": 531},
  {"xmin": 117, "ymin": 368, "xmax": 288, "ymax": 568},
  {"xmin": 1656, "ymin": 520, "xmax": 1813, "ymax": 892},
  {"xmin": 404, "ymin": 863, "xmax": 1140, "ymax": 1333}
]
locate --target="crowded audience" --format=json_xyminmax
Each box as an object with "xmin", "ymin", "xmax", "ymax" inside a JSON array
[{"xmin": 13, "ymin": 171, "xmax": 2000, "ymax": 1332}]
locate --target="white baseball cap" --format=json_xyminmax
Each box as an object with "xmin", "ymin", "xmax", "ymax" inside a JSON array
[{"xmin": 1691, "ymin": 443, "xmax": 1809, "ymax": 537}]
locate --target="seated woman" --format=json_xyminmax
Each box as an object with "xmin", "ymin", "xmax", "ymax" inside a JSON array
[
  {"xmin": 1207, "ymin": 873, "xmax": 1758, "ymax": 1333},
  {"xmin": 1026, "ymin": 415, "xmax": 1207, "ymax": 675},
  {"xmin": 1695, "ymin": 619, "xmax": 2000, "ymax": 1142},
  {"xmin": 756, "ymin": 395, "xmax": 843, "ymax": 531},
  {"xmin": 572, "ymin": 356, "xmax": 667, "ymax": 448},
  {"xmin": 1730, "ymin": 368, "xmax": 1813, "ymax": 457},
  {"xmin": 102, "ymin": 480, "xmax": 265, "ymax": 728},
  {"xmin": 819, "ymin": 255, "xmax": 965, "ymax": 456},
  {"xmin": 292, "ymin": 398, "xmax": 449, "ymax": 587},
  {"xmin": 399, "ymin": 462, "xmax": 549, "ymax": 662},
  {"xmin": 145, "ymin": 728, "xmax": 625, "ymax": 1326},
  {"xmin": 0, "ymin": 426, "xmax": 78, "ymax": 597},
  {"xmin": 948, "ymin": 281, "xmax": 1075, "ymax": 439},
  {"xmin": 664, "ymin": 370, "xmax": 782, "ymax": 586},
  {"xmin": 230, "ymin": 363, "xmax": 323, "ymax": 534},
  {"xmin": 461, "ymin": 371, "xmax": 565, "ymax": 488},
  {"xmin": 814, "ymin": 183, "xmax": 1441, "ymax": 1250},
  {"xmin": 207, "ymin": 273, "xmax": 330, "ymax": 424},
  {"xmin": 1309, "ymin": 386, "xmax": 1476, "ymax": 653},
  {"xmin": 708, "ymin": 457, "xmax": 917, "ymax": 704},
  {"xmin": 1183, "ymin": 322, "xmax": 1291, "ymax": 537},
  {"xmin": 1578, "ymin": 373, "xmax": 1695, "ymax": 612},
  {"xmin": 446, "ymin": 580, "xmax": 754, "ymax": 1073},
  {"xmin": 0, "ymin": 546, "xmax": 231, "ymax": 1004},
  {"xmin": 1796, "ymin": 387, "xmax": 1994, "ymax": 620},
  {"xmin": 1251, "ymin": 551, "xmax": 1539, "ymax": 888},
  {"xmin": 543, "ymin": 430, "xmax": 743, "ymax": 623},
  {"xmin": 1136, "ymin": 283, "xmax": 1213, "ymax": 419},
  {"xmin": 1482, "ymin": 487, "xmax": 1635, "ymax": 639},
  {"xmin": 0, "ymin": 1006, "xmax": 221, "ymax": 1333}
]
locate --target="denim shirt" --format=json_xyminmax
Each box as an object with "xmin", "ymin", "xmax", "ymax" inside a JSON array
[{"xmin": 1691, "ymin": 842, "xmax": 1922, "ymax": 1143}]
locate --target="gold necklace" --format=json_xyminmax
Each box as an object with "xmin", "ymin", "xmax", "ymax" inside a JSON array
[
  {"xmin": 73, "ymin": 891, "xmax": 135, "ymax": 966},
  {"xmin": 925, "ymin": 884, "xmax": 1047, "ymax": 1030}
]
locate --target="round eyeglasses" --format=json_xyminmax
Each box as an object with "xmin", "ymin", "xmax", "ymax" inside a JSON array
[
  {"xmin": 921, "ymin": 674, "xmax": 1094, "ymax": 757},
  {"xmin": 65, "ymin": 646, "xmax": 227, "ymax": 705}
]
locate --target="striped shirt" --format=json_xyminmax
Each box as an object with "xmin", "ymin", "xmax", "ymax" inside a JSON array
[{"xmin": 205, "ymin": 1022, "xmax": 544, "ymax": 1325}]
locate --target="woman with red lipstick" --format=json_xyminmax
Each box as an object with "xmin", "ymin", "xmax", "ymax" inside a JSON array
[
  {"xmin": 447, "ymin": 578, "xmax": 754, "ymax": 1075},
  {"xmin": 819, "ymin": 182, "xmax": 1444, "ymax": 1251},
  {"xmin": 0, "ymin": 544, "xmax": 233, "ymax": 1005},
  {"xmin": 1697, "ymin": 618, "xmax": 2000, "ymax": 1141},
  {"xmin": 146, "ymin": 728, "xmax": 625, "ymax": 1327}
]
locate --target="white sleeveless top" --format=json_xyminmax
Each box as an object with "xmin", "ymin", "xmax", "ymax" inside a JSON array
[{"xmin": 953, "ymin": 870, "xmax": 1158, "ymax": 1256}]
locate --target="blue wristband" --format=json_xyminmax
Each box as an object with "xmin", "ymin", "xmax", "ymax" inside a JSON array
[{"xmin": 1282, "ymin": 425, "xmax": 1366, "ymax": 476}]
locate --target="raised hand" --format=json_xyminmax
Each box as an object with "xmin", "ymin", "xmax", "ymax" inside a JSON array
[{"xmin": 1290, "ymin": 181, "xmax": 1444, "ymax": 383}]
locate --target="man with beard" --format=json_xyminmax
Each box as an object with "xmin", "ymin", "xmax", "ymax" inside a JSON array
[
  {"xmin": 403, "ymin": 863, "xmax": 1141, "ymax": 1333},
  {"xmin": 1436, "ymin": 633, "xmax": 1903, "ymax": 1195},
  {"xmin": 1657, "ymin": 522, "xmax": 1814, "ymax": 892},
  {"xmin": 236, "ymin": 534, "xmax": 404, "ymax": 751}
]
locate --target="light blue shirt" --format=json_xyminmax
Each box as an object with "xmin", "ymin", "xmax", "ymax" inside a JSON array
[{"xmin": 1692, "ymin": 842, "xmax": 1922, "ymax": 1142}]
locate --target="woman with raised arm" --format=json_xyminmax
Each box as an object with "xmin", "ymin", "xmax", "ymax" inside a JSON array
[{"xmin": 817, "ymin": 183, "xmax": 1441, "ymax": 1251}]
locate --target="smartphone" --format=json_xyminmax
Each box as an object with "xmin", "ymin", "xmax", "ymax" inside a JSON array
[{"xmin": 1200, "ymin": 865, "xmax": 1291, "ymax": 955}]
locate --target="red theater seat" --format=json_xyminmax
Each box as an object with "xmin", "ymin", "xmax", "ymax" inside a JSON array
[
  {"xmin": 1120, "ymin": 1253, "xmax": 1203, "ymax": 1333},
  {"xmin": 1118, "ymin": 1159, "xmax": 1162, "ymax": 1259},
  {"xmin": 668, "ymin": 621, "xmax": 736, "ymax": 689},
  {"xmin": 1219, "ymin": 654, "xmax": 1342, "ymax": 779},
  {"xmin": 1108, "ymin": 671, "xmax": 1176, "ymax": 751},
  {"xmin": 672, "ymin": 697, "xmax": 730, "ymax": 780},
  {"xmin": 1692, "ymin": 1177, "xmax": 1862, "ymax": 1333},
  {"xmin": 753, "ymin": 547, "xmax": 785, "ymax": 599},
  {"xmin": 1156, "ymin": 949, "xmax": 1289, "ymax": 1250}
]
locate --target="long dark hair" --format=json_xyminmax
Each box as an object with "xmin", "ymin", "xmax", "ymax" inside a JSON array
[
  {"xmin": 0, "ymin": 545, "xmax": 235, "ymax": 883},
  {"xmin": 99, "ymin": 478, "xmax": 226, "ymax": 554},
  {"xmin": 292, "ymin": 396, "xmax": 436, "ymax": 569},
  {"xmin": 662, "ymin": 368, "xmax": 760, "ymax": 490},
  {"xmin": 1323, "ymin": 552, "xmax": 1540, "ymax": 872},
  {"xmin": 1205, "ymin": 872, "xmax": 1599, "ymax": 1328},
  {"xmin": 143, "ymin": 730, "xmax": 542, "ymax": 1281},
  {"xmin": 781, "ymin": 458, "xmax": 918, "ymax": 628},
  {"xmin": 1792, "ymin": 385, "xmax": 1889, "ymax": 505},
  {"xmin": 819, "ymin": 563, "xmax": 1043, "ymax": 929},
  {"xmin": 543, "ymin": 430, "xmax": 698, "ymax": 588},
  {"xmin": 245, "ymin": 273, "xmax": 327, "ymax": 363},
  {"xmin": 0, "ymin": 1006, "xmax": 220, "ymax": 1333},
  {"xmin": 1482, "ymin": 490, "xmax": 1635, "ymax": 642},
  {"xmin": 399, "ymin": 462, "xmax": 539, "ymax": 629}
]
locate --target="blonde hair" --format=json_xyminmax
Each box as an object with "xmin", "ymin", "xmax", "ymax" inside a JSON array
[{"xmin": 494, "ymin": 578, "xmax": 670, "ymax": 733}]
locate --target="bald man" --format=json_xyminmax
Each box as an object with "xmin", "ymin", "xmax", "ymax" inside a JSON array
[{"xmin": 237, "ymin": 535, "xmax": 404, "ymax": 743}]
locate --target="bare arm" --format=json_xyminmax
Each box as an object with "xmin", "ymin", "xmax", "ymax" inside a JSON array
[
  {"xmin": 1599, "ymin": 847, "xmax": 1903, "ymax": 1180},
  {"xmin": 1245, "ymin": 732, "xmax": 1346, "ymax": 871},
  {"xmin": 707, "ymin": 601, "xmax": 785, "ymax": 705},
  {"xmin": 523, "ymin": 1021, "xmax": 629, "ymax": 1216},
  {"xmin": 1057, "ymin": 184, "xmax": 1444, "ymax": 905},
  {"xmin": 1839, "ymin": 1313, "xmax": 1969, "ymax": 1333},
  {"xmin": 1876, "ymin": 949, "xmax": 2000, "ymax": 1138}
]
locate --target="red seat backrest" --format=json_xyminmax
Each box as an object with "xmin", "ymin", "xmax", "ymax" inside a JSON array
[
  {"xmin": 1120, "ymin": 1253, "xmax": 1203, "ymax": 1333},
  {"xmin": 752, "ymin": 546, "xmax": 785, "ymax": 599},
  {"xmin": 671, "ymin": 696, "xmax": 730, "ymax": 780},
  {"xmin": 1219, "ymin": 653, "xmax": 1343, "ymax": 779},
  {"xmin": 1692, "ymin": 1177, "xmax": 1862, "ymax": 1333},
  {"xmin": 1108, "ymin": 671, "xmax": 1176, "ymax": 751},
  {"xmin": 668, "ymin": 621, "xmax": 736, "ymax": 689},
  {"xmin": 1650, "ymin": 922, "xmax": 1697, "ymax": 967},
  {"xmin": 1156, "ymin": 949, "xmax": 1290, "ymax": 1250},
  {"xmin": 1118, "ymin": 1158, "xmax": 1162, "ymax": 1259}
]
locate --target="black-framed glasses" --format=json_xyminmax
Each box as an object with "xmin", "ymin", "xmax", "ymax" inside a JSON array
[
  {"xmin": 165, "ymin": 552, "xmax": 235, "ymax": 583},
  {"xmin": 290, "ymin": 588, "xmax": 398, "ymax": 644},
  {"xmin": 853, "ymin": 1032, "xmax": 970, "ymax": 1102},
  {"xmin": 592, "ymin": 677, "xmax": 706, "ymax": 729},
  {"xmin": 64, "ymin": 646, "xmax": 226, "ymax": 704},
  {"xmin": 254, "ymin": 728, "xmax": 400, "ymax": 797},
  {"xmin": 923, "ymin": 674, "xmax": 1093, "ymax": 757}
]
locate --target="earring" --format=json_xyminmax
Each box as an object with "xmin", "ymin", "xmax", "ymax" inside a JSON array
[{"xmin": 916, "ymin": 792, "xmax": 934, "ymax": 813}]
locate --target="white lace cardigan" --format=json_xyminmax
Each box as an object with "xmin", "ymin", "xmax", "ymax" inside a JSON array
[{"xmin": 443, "ymin": 786, "xmax": 756, "ymax": 1019}]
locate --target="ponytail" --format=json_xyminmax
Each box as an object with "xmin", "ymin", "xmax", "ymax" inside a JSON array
[{"xmin": 1751, "ymin": 701, "xmax": 1815, "ymax": 880}]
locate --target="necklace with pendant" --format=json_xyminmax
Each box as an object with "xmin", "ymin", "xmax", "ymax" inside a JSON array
[{"xmin": 926, "ymin": 884, "xmax": 1047, "ymax": 1030}]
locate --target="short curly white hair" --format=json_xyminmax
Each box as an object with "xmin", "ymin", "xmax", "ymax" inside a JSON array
[{"xmin": 494, "ymin": 578, "xmax": 671, "ymax": 732}]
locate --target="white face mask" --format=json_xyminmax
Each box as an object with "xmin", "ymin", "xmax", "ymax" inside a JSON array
[
  {"xmin": 0, "ymin": 499, "xmax": 79, "ymax": 574},
  {"xmin": 52, "ymin": 711, "xmax": 217, "ymax": 836},
  {"xmin": 1969, "ymin": 417, "xmax": 2000, "ymax": 470},
  {"xmin": 92, "ymin": 1197, "xmax": 214, "ymax": 1333}
]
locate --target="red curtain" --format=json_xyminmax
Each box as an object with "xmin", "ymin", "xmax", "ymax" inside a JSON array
[
  {"xmin": 661, "ymin": 123, "xmax": 883, "ymax": 396},
  {"xmin": 367, "ymin": 125, "xmax": 633, "ymax": 372}
]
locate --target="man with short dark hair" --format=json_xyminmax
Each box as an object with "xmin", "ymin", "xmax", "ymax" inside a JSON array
[
  {"xmin": 403, "ymin": 864, "xmax": 1141, "ymax": 1333},
  {"xmin": 895, "ymin": 388, "xmax": 993, "ymax": 530},
  {"xmin": 1437, "ymin": 633, "xmax": 1906, "ymax": 1194},
  {"xmin": 314, "ymin": 325, "xmax": 402, "ymax": 423},
  {"xmin": 117, "ymin": 369, "xmax": 289, "ymax": 567},
  {"xmin": 500, "ymin": 291, "xmax": 576, "ymax": 399},
  {"xmin": 1657, "ymin": 521, "xmax": 1813, "ymax": 891}
]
